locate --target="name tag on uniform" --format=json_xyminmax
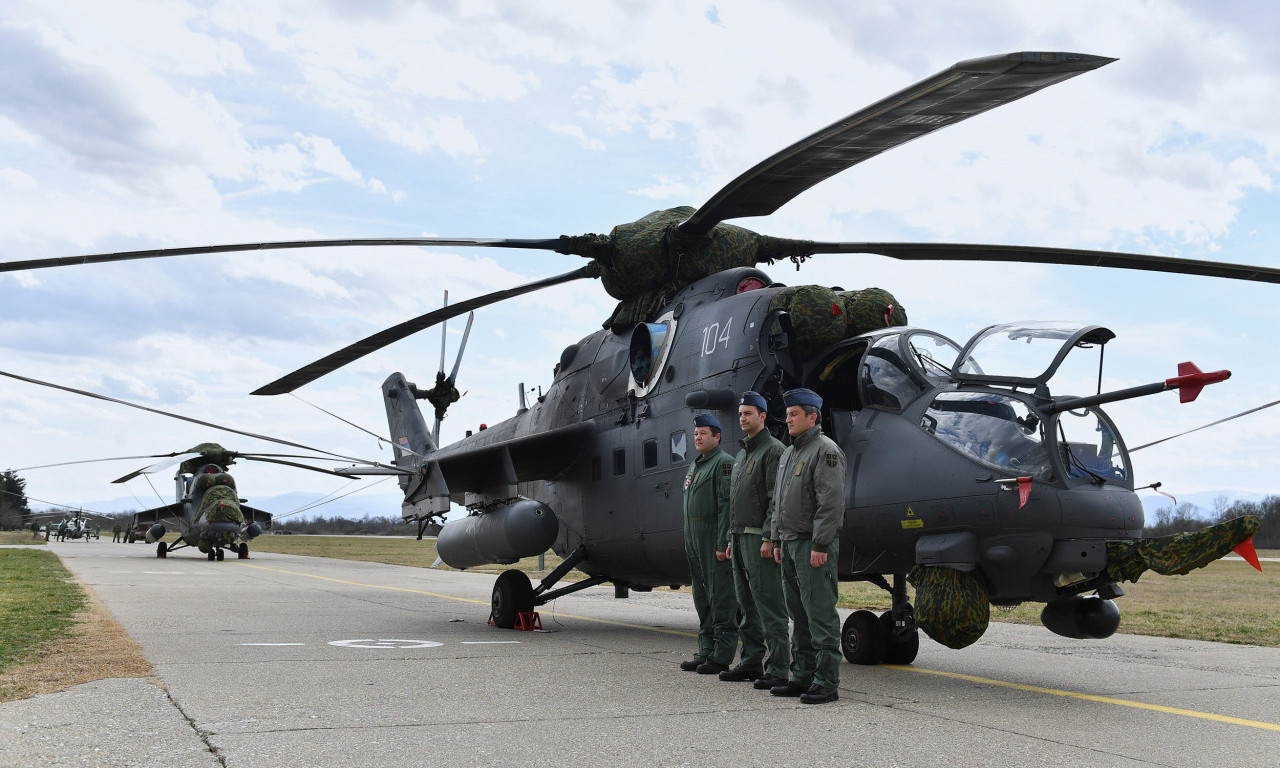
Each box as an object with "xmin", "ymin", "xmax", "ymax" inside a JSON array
[
  {"xmin": 746, "ymin": 460, "xmax": 755, "ymax": 473},
  {"xmin": 793, "ymin": 461, "xmax": 804, "ymax": 476}
]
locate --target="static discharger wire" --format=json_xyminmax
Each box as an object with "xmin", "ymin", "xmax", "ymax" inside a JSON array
[
  {"xmin": 142, "ymin": 473, "xmax": 167, "ymax": 505},
  {"xmin": 1129, "ymin": 398, "xmax": 1280, "ymax": 452}
]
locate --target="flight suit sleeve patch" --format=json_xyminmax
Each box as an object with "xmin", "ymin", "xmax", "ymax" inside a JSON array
[
  {"xmin": 793, "ymin": 461, "xmax": 804, "ymax": 476},
  {"xmin": 722, "ymin": 463, "xmax": 733, "ymax": 477},
  {"xmin": 825, "ymin": 453, "xmax": 838, "ymax": 468}
]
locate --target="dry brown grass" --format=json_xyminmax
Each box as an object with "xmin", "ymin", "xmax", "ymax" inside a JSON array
[
  {"xmin": 0, "ymin": 530, "xmax": 45, "ymax": 545},
  {"xmin": 0, "ymin": 579, "xmax": 153, "ymax": 702}
]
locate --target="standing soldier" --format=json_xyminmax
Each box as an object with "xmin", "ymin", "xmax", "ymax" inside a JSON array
[
  {"xmin": 769, "ymin": 388, "xmax": 847, "ymax": 705},
  {"xmin": 718, "ymin": 391, "xmax": 790, "ymax": 690},
  {"xmin": 112, "ymin": 522, "xmax": 122, "ymax": 543},
  {"xmin": 679, "ymin": 413, "xmax": 738, "ymax": 675}
]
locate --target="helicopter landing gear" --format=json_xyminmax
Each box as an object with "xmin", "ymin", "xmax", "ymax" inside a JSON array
[
  {"xmin": 841, "ymin": 610, "xmax": 886, "ymax": 665},
  {"xmin": 490, "ymin": 570, "xmax": 535, "ymax": 629},
  {"xmin": 208, "ymin": 549, "xmax": 216, "ymax": 561},
  {"xmin": 879, "ymin": 609, "xmax": 920, "ymax": 665},
  {"xmin": 156, "ymin": 542, "xmax": 167, "ymax": 558},
  {"xmin": 215, "ymin": 548, "xmax": 225, "ymax": 561},
  {"xmin": 238, "ymin": 543, "xmax": 249, "ymax": 559}
]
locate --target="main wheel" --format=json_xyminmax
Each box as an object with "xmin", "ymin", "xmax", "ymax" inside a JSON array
[
  {"xmin": 238, "ymin": 543, "xmax": 249, "ymax": 559},
  {"xmin": 879, "ymin": 610, "xmax": 920, "ymax": 665},
  {"xmin": 490, "ymin": 570, "xmax": 535, "ymax": 629},
  {"xmin": 156, "ymin": 542, "xmax": 167, "ymax": 558},
  {"xmin": 215, "ymin": 548, "xmax": 225, "ymax": 561},
  {"xmin": 841, "ymin": 610, "xmax": 887, "ymax": 665}
]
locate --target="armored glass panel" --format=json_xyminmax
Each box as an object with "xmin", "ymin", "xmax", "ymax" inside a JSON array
[
  {"xmin": 1057, "ymin": 407, "xmax": 1128, "ymax": 482},
  {"xmin": 642, "ymin": 438, "xmax": 658, "ymax": 469},
  {"xmin": 956, "ymin": 321, "xmax": 1092, "ymax": 383},
  {"xmin": 860, "ymin": 334, "xmax": 922, "ymax": 411},
  {"xmin": 922, "ymin": 392, "xmax": 1050, "ymax": 478},
  {"xmin": 670, "ymin": 431, "xmax": 687, "ymax": 463},
  {"xmin": 906, "ymin": 332, "xmax": 962, "ymax": 383}
]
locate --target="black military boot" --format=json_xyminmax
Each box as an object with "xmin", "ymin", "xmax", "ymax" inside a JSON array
[
  {"xmin": 799, "ymin": 683, "xmax": 839, "ymax": 704},
  {"xmin": 769, "ymin": 680, "xmax": 808, "ymax": 697},
  {"xmin": 752, "ymin": 673, "xmax": 788, "ymax": 690},
  {"xmin": 718, "ymin": 662, "xmax": 764, "ymax": 682},
  {"xmin": 696, "ymin": 660, "xmax": 730, "ymax": 675},
  {"xmin": 679, "ymin": 658, "xmax": 705, "ymax": 672}
]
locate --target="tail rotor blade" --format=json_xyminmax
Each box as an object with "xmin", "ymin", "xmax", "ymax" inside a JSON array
[{"xmin": 449, "ymin": 311, "xmax": 475, "ymax": 385}]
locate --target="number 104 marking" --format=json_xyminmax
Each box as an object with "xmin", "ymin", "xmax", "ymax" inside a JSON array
[{"xmin": 701, "ymin": 318, "xmax": 733, "ymax": 357}]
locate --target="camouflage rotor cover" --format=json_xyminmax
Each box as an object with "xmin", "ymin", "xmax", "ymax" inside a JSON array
[
  {"xmin": 840, "ymin": 288, "xmax": 908, "ymax": 335},
  {"xmin": 908, "ymin": 564, "xmax": 990, "ymax": 650},
  {"xmin": 179, "ymin": 443, "xmax": 237, "ymax": 475},
  {"xmin": 768, "ymin": 285, "xmax": 848, "ymax": 359},
  {"xmin": 195, "ymin": 474, "xmax": 244, "ymax": 525}
]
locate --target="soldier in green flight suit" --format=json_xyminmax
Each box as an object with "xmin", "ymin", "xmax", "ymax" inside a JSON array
[
  {"xmin": 768, "ymin": 388, "xmax": 847, "ymax": 705},
  {"xmin": 718, "ymin": 390, "xmax": 791, "ymax": 690},
  {"xmin": 679, "ymin": 413, "xmax": 739, "ymax": 675}
]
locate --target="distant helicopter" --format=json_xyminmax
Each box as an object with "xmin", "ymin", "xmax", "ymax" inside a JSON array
[
  {"xmin": 35, "ymin": 508, "xmax": 106, "ymax": 541},
  {"xmin": 2, "ymin": 52, "xmax": 1271, "ymax": 662}
]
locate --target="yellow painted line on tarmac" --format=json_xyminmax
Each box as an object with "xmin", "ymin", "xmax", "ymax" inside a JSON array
[
  {"xmin": 885, "ymin": 664, "xmax": 1280, "ymax": 733},
  {"xmin": 238, "ymin": 562, "xmax": 1274, "ymax": 730},
  {"xmin": 236, "ymin": 562, "xmax": 697, "ymax": 638}
]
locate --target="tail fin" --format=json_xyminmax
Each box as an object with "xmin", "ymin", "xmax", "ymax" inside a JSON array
[{"xmin": 382, "ymin": 373, "xmax": 436, "ymax": 486}]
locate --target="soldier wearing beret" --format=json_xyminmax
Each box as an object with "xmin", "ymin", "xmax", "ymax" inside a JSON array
[
  {"xmin": 768, "ymin": 388, "xmax": 847, "ymax": 704},
  {"xmin": 680, "ymin": 412, "xmax": 738, "ymax": 674},
  {"xmin": 717, "ymin": 390, "xmax": 790, "ymax": 689}
]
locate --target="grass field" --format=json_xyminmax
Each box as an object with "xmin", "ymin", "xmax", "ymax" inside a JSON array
[
  {"xmin": 247, "ymin": 535, "xmax": 1280, "ymax": 647},
  {"xmin": 0, "ymin": 530, "xmax": 45, "ymax": 545},
  {"xmin": 0, "ymin": 550, "xmax": 86, "ymax": 675}
]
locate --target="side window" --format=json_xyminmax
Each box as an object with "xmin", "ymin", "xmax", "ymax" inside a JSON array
[
  {"xmin": 613, "ymin": 448, "xmax": 626, "ymax": 476},
  {"xmin": 670, "ymin": 431, "xmax": 687, "ymax": 463},
  {"xmin": 642, "ymin": 439, "xmax": 658, "ymax": 470}
]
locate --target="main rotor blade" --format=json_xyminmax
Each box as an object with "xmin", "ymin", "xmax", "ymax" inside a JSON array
[
  {"xmin": 112, "ymin": 453, "xmax": 206, "ymax": 484},
  {"xmin": 253, "ymin": 265, "xmax": 597, "ymax": 396},
  {"xmin": 0, "ymin": 237, "xmax": 565, "ymax": 273},
  {"xmin": 12, "ymin": 451, "xmax": 197, "ymax": 472},
  {"xmin": 808, "ymin": 242, "xmax": 1280, "ymax": 284},
  {"xmin": 679, "ymin": 51, "xmax": 1114, "ymax": 238},
  {"xmin": 239, "ymin": 456, "xmax": 354, "ymax": 478},
  {"xmin": 0, "ymin": 369, "xmax": 400, "ymax": 471}
]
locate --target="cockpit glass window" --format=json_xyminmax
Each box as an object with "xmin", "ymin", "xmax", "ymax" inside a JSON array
[
  {"xmin": 1057, "ymin": 407, "xmax": 1128, "ymax": 482},
  {"xmin": 906, "ymin": 332, "xmax": 962, "ymax": 383},
  {"xmin": 922, "ymin": 392, "xmax": 1051, "ymax": 478},
  {"xmin": 860, "ymin": 335, "xmax": 922, "ymax": 411}
]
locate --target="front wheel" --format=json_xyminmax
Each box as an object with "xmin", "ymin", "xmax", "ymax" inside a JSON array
[
  {"xmin": 490, "ymin": 570, "xmax": 535, "ymax": 628},
  {"xmin": 841, "ymin": 610, "xmax": 886, "ymax": 665},
  {"xmin": 879, "ymin": 610, "xmax": 920, "ymax": 665},
  {"xmin": 156, "ymin": 542, "xmax": 167, "ymax": 558}
]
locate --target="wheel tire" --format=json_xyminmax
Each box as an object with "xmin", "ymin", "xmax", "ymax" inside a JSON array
[
  {"xmin": 215, "ymin": 549, "xmax": 224, "ymax": 561},
  {"xmin": 490, "ymin": 570, "xmax": 535, "ymax": 629},
  {"xmin": 841, "ymin": 610, "xmax": 887, "ymax": 665},
  {"xmin": 238, "ymin": 543, "xmax": 249, "ymax": 559},
  {"xmin": 156, "ymin": 542, "xmax": 167, "ymax": 558},
  {"xmin": 878, "ymin": 611, "xmax": 920, "ymax": 665}
]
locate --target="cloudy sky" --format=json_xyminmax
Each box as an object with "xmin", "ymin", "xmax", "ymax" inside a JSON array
[{"xmin": 2, "ymin": 0, "xmax": 1279, "ymax": 517}]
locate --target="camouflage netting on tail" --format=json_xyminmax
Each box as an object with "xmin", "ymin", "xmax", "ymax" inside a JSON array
[
  {"xmin": 558, "ymin": 207, "xmax": 813, "ymax": 328},
  {"xmin": 908, "ymin": 565, "xmax": 991, "ymax": 649},
  {"xmin": 179, "ymin": 443, "xmax": 236, "ymax": 475},
  {"xmin": 1106, "ymin": 515, "xmax": 1260, "ymax": 583},
  {"xmin": 768, "ymin": 286, "xmax": 848, "ymax": 359},
  {"xmin": 195, "ymin": 473, "xmax": 244, "ymax": 525},
  {"xmin": 840, "ymin": 288, "xmax": 908, "ymax": 335}
]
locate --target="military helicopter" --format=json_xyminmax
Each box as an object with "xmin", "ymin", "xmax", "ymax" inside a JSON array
[
  {"xmin": 2, "ymin": 52, "xmax": 1272, "ymax": 662},
  {"xmin": 34, "ymin": 508, "xmax": 105, "ymax": 541}
]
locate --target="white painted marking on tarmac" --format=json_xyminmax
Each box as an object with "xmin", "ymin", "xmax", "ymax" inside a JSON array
[
  {"xmin": 142, "ymin": 571, "xmax": 185, "ymax": 574},
  {"xmin": 460, "ymin": 641, "xmax": 522, "ymax": 645},
  {"xmin": 328, "ymin": 638, "xmax": 443, "ymax": 649},
  {"xmin": 241, "ymin": 643, "xmax": 305, "ymax": 646}
]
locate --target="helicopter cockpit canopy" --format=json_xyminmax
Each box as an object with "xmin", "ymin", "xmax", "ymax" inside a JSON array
[
  {"xmin": 952, "ymin": 321, "xmax": 1116, "ymax": 388},
  {"xmin": 857, "ymin": 329, "xmax": 964, "ymax": 411}
]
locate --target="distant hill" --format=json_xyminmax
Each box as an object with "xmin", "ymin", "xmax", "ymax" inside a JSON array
[{"xmin": 42, "ymin": 491, "xmax": 406, "ymax": 521}]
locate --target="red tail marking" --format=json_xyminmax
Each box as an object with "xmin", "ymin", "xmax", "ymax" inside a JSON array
[
  {"xmin": 1165, "ymin": 362, "xmax": 1231, "ymax": 403},
  {"xmin": 1234, "ymin": 538, "xmax": 1263, "ymax": 572}
]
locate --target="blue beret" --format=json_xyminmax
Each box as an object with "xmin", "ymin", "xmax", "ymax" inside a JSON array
[
  {"xmin": 782, "ymin": 388, "xmax": 823, "ymax": 410},
  {"xmin": 739, "ymin": 390, "xmax": 768, "ymax": 412},
  {"xmin": 693, "ymin": 413, "xmax": 722, "ymax": 430}
]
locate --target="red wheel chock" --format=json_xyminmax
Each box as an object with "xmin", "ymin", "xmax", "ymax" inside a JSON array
[{"xmin": 515, "ymin": 611, "xmax": 542, "ymax": 631}]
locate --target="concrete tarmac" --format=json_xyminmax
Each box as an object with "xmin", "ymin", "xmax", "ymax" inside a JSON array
[{"xmin": 3, "ymin": 540, "xmax": 1278, "ymax": 767}]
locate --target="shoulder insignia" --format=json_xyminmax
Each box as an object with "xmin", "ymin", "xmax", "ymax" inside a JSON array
[
  {"xmin": 825, "ymin": 452, "xmax": 838, "ymax": 468},
  {"xmin": 722, "ymin": 463, "xmax": 733, "ymax": 477}
]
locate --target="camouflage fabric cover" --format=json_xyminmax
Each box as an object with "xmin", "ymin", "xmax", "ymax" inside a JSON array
[
  {"xmin": 767, "ymin": 285, "xmax": 848, "ymax": 359},
  {"xmin": 196, "ymin": 476, "xmax": 244, "ymax": 525},
  {"xmin": 179, "ymin": 443, "xmax": 237, "ymax": 475},
  {"xmin": 1106, "ymin": 515, "xmax": 1260, "ymax": 583},
  {"xmin": 840, "ymin": 288, "xmax": 908, "ymax": 335},
  {"xmin": 557, "ymin": 207, "xmax": 814, "ymax": 327},
  {"xmin": 907, "ymin": 565, "xmax": 990, "ymax": 650}
]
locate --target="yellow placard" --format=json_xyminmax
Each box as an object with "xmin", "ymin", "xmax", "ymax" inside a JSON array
[{"xmin": 900, "ymin": 519, "xmax": 924, "ymax": 529}]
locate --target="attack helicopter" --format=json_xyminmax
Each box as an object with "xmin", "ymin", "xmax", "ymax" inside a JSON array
[
  {"xmin": 35, "ymin": 508, "xmax": 106, "ymax": 541},
  {"xmin": 2, "ymin": 51, "xmax": 1273, "ymax": 662}
]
